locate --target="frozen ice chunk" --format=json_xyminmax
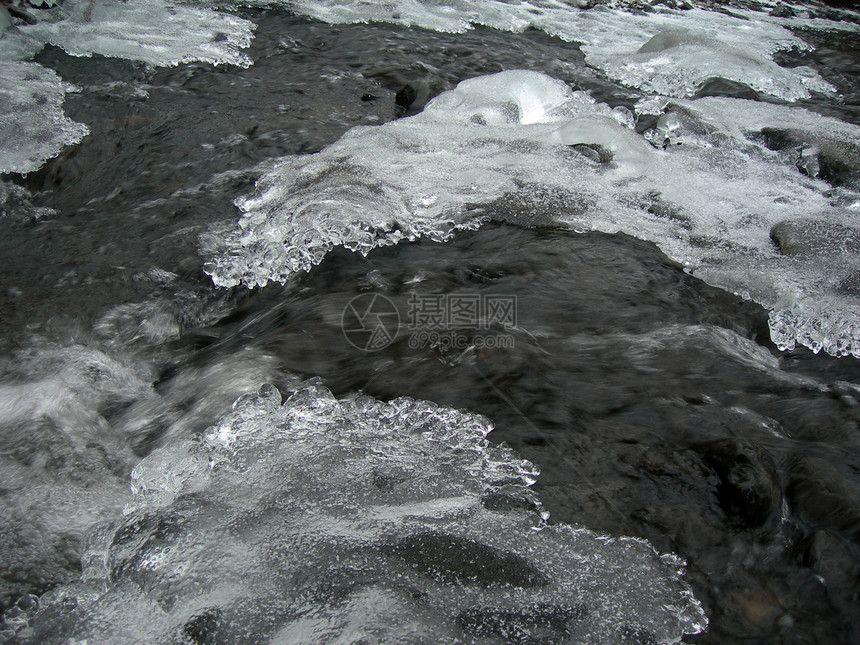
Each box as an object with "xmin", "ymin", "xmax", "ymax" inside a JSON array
[
  {"xmin": 595, "ymin": 25, "xmax": 833, "ymax": 101},
  {"xmin": 0, "ymin": 59, "xmax": 87, "ymax": 174},
  {"xmin": 0, "ymin": 0, "xmax": 254, "ymax": 174},
  {"xmin": 276, "ymin": 1, "xmax": 838, "ymax": 100},
  {"xmin": 19, "ymin": 0, "xmax": 254, "ymax": 68},
  {"xmin": 205, "ymin": 70, "xmax": 631, "ymax": 288},
  {"xmin": 210, "ymin": 69, "xmax": 860, "ymax": 357},
  {"xmin": 24, "ymin": 384, "xmax": 706, "ymax": 644}
]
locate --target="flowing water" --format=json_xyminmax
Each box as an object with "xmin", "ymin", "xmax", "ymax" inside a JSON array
[{"xmin": 1, "ymin": 1, "xmax": 860, "ymax": 644}]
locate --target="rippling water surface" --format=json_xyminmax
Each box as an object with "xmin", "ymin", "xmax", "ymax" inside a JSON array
[{"xmin": 1, "ymin": 2, "xmax": 860, "ymax": 644}]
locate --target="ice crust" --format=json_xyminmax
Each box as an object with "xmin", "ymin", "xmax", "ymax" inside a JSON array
[
  {"xmin": 23, "ymin": 384, "xmax": 706, "ymax": 644},
  {"xmin": 18, "ymin": 0, "xmax": 254, "ymax": 68},
  {"xmin": 276, "ymin": 0, "xmax": 841, "ymax": 100},
  {"xmin": 0, "ymin": 60, "xmax": 88, "ymax": 174},
  {"xmin": 209, "ymin": 70, "xmax": 860, "ymax": 357},
  {"xmin": 0, "ymin": 0, "xmax": 254, "ymax": 174}
]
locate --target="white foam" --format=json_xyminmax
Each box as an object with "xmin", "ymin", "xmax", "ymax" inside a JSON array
[
  {"xmin": 0, "ymin": 343, "xmax": 151, "ymax": 610},
  {"xmin": 208, "ymin": 70, "xmax": 860, "ymax": 356},
  {"xmin": 273, "ymin": 1, "xmax": 842, "ymax": 100},
  {"xmin": 26, "ymin": 384, "xmax": 705, "ymax": 643}
]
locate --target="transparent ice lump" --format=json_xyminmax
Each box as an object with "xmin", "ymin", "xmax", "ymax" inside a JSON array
[
  {"xmin": 209, "ymin": 69, "xmax": 860, "ymax": 357},
  {"xmin": 18, "ymin": 384, "xmax": 706, "ymax": 644}
]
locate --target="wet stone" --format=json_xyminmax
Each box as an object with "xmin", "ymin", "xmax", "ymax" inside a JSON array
[
  {"xmin": 769, "ymin": 219, "xmax": 860, "ymax": 256},
  {"xmin": 570, "ymin": 143, "xmax": 613, "ymax": 164},
  {"xmin": 759, "ymin": 127, "xmax": 860, "ymax": 186},
  {"xmin": 395, "ymin": 80, "xmax": 432, "ymax": 115},
  {"xmin": 618, "ymin": 623, "xmax": 659, "ymax": 645},
  {"xmin": 788, "ymin": 455, "xmax": 860, "ymax": 541},
  {"xmin": 701, "ymin": 439, "xmax": 782, "ymax": 529},
  {"xmin": 769, "ymin": 4, "xmax": 796, "ymax": 18},
  {"xmin": 174, "ymin": 608, "xmax": 224, "ymax": 645},
  {"xmin": 800, "ymin": 529, "xmax": 860, "ymax": 596}
]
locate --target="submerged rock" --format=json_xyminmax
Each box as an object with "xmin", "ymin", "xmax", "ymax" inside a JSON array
[
  {"xmin": 760, "ymin": 126, "xmax": 860, "ymax": 186},
  {"xmin": 788, "ymin": 455, "xmax": 860, "ymax": 541},
  {"xmin": 384, "ymin": 533, "xmax": 550, "ymax": 588},
  {"xmin": 701, "ymin": 439, "xmax": 782, "ymax": 529},
  {"xmin": 395, "ymin": 79, "xmax": 431, "ymax": 115},
  {"xmin": 769, "ymin": 219, "xmax": 860, "ymax": 256},
  {"xmin": 456, "ymin": 602, "xmax": 587, "ymax": 643}
]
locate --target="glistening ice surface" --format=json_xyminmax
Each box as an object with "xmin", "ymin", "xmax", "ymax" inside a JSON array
[
  {"xmin": 278, "ymin": 0, "xmax": 840, "ymax": 100},
  {"xmin": 18, "ymin": 0, "xmax": 254, "ymax": 68},
  {"xmin": 0, "ymin": 0, "xmax": 254, "ymax": 173},
  {"xmin": 0, "ymin": 60, "xmax": 88, "ymax": 174},
  {"xmin": 22, "ymin": 384, "xmax": 705, "ymax": 644},
  {"xmin": 208, "ymin": 70, "xmax": 860, "ymax": 357}
]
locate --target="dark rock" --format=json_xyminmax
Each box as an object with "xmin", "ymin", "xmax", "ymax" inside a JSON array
[
  {"xmin": 637, "ymin": 31, "xmax": 693, "ymax": 54},
  {"xmin": 760, "ymin": 127, "xmax": 860, "ymax": 186},
  {"xmin": 5, "ymin": 5, "xmax": 37, "ymax": 25},
  {"xmin": 384, "ymin": 533, "xmax": 549, "ymax": 588},
  {"xmin": 571, "ymin": 143, "xmax": 613, "ymax": 164},
  {"xmin": 701, "ymin": 439, "xmax": 782, "ymax": 528},
  {"xmin": 0, "ymin": 519, "xmax": 80, "ymax": 612},
  {"xmin": 769, "ymin": 4, "xmax": 796, "ymax": 18},
  {"xmin": 799, "ymin": 529, "xmax": 860, "ymax": 596},
  {"xmin": 481, "ymin": 489, "xmax": 541, "ymax": 515},
  {"xmin": 837, "ymin": 271, "xmax": 860, "ymax": 297},
  {"xmin": 177, "ymin": 608, "xmax": 224, "ymax": 645},
  {"xmin": 819, "ymin": 0, "xmax": 858, "ymax": 8},
  {"xmin": 618, "ymin": 623, "xmax": 659, "ymax": 644},
  {"xmin": 395, "ymin": 80, "xmax": 430, "ymax": 115},
  {"xmin": 108, "ymin": 508, "xmax": 190, "ymax": 602},
  {"xmin": 457, "ymin": 602, "xmax": 586, "ymax": 643},
  {"xmin": 770, "ymin": 219, "xmax": 860, "ymax": 256},
  {"xmin": 693, "ymin": 77, "xmax": 760, "ymax": 101},
  {"xmin": 788, "ymin": 455, "xmax": 860, "ymax": 540}
]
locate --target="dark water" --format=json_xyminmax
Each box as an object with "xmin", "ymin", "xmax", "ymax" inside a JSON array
[{"xmin": 2, "ymin": 5, "xmax": 860, "ymax": 644}]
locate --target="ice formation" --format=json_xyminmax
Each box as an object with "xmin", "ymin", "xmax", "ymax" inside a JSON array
[
  {"xmin": 208, "ymin": 69, "xmax": 860, "ymax": 356},
  {"xmin": 19, "ymin": 384, "xmax": 706, "ymax": 644},
  {"xmin": 0, "ymin": 344, "xmax": 152, "ymax": 610},
  {"xmin": 0, "ymin": 0, "xmax": 254, "ymax": 174},
  {"xmin": 277, "ymin": 0, "xmax": 843, "ymax": 100},
  {"xmin": 0, "ymin": 60, "xmax": 88, "ymax": 174},
  {"xmin": 0, "ymin": 335, "xmax": 287, "ymax": 615},
  {"xmin": 18, "ymin": 0, "xmax": 254, "ymax": 68}
]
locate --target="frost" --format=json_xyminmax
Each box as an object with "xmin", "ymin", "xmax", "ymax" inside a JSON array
[
  {"xmin": 24, "ymin": 384, "xmax": 706, "ymax": 644},
  {"xmin": 273, "ymin": 0, "xmax": 842, "ymax": 100},
  {"xmin": 209, "ymin": 70, "xmax": 860, "ymax": 356}
]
